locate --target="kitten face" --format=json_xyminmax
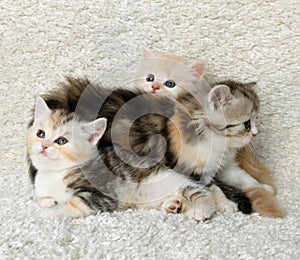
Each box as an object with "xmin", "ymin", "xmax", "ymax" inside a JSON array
[
  {"xmin": 27, "ymin": 97, "xmax": 106, "ymax": 172},
  {"xmin": 134, "ymin": 49, "xmax": 204, "ymax": 98},
  {"xmin": 207, "ymin": 82, "xmax": 259, "ymax": 148}
]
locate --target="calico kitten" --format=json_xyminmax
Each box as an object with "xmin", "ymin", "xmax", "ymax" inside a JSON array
[
  {"xmin": 27, "ymin": 95, "xmax": 218, "ymax": 220},
  {"xmin": 27, "ymin": 97, "xmax": 118, "ymax": 217},
  {"xmin": 126, "ymin": 49, "xmax": 284, "ymax": 217}
]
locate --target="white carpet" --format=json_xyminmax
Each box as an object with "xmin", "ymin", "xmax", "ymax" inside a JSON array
[{"xmin": 1, "ymin": 0, "xmax": 299, "ymax": 259}]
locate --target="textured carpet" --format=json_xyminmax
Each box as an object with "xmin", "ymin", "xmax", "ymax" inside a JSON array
[{"xmin": 1, "ymin": 0, "xmax": 299, "ymax": 259}]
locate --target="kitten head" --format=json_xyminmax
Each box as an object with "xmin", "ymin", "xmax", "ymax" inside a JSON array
[
  {"xmin": 206, "ymin": 81, "xmax": 259, "ymax": 148},
  {"xmin": 27, "ymin": 97, "xmax": 107, "ymax": 171},
  {"xmin": 134, "ymin": 48, "xmax": 204, "ymax": 98}
]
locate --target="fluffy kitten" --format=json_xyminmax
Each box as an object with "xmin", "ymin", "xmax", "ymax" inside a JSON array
[
  {"xmin": 27, "ymin": 97, "xmax": 118, "ymax": 217},
  {"xmin": 47, "ymin": 77, "xmax": 251, "ymax": 214},
  {"xmin": 133, "ymin": 48, "xmax": 204, "ymax": 98},
  {"xmin": 27, "ymin": 95, "xmax": 218, "ymax": 220},
  {"xmin": 126, "ymin": 50, "xmax": 284, "ymax": 217}
]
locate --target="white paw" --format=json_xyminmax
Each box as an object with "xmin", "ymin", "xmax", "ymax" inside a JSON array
[
  {"xmin": 185, "ymin": 203, "xmax": 216, "ymax": 221},
  {"xmin": 218, "ymin": 200, "xmax": 238, "ymax": 213},
  {"xmin": 38, "ymin": 197, "xmax": 57, "ymax": 208},
  {"xmin": 161, "ymin": 197, "xmax": 182, "ymax": 214}
]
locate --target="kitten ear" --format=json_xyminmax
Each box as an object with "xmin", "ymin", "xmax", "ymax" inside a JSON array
[
  {"xmin": 209, "ymin": 85, "xmax": 233, "ymax": 110},
  {"xmin": 191, "ymin": 63, "xmax": 205, "ymax": 79},
  {"xmin": 34, "ymin": 97, "xmax": 51, "ymax": 123},
  {"xmin": 81, "ymin": 118, "xmax": 107, "ymax": 146},
  {"xmin": 143, "ymin": 48, "xmax": 155, "ymax": 58}
]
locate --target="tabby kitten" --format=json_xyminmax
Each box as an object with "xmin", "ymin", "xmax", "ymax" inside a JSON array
[
  {"xmin": 27, "ymin": 96, "xmax": 218, "ymax": 220},
  {"xmin": 55, "ymin": 77, "xmax": 252, "ymax": 214},
  {"xmin": 126, "ymin": 49, "xmax": 284, "ymax": 217}
]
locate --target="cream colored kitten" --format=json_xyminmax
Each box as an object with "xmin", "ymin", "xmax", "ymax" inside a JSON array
[{"xmin": 133, "ymin": 48, "xmax": 205, "ymax": 98}]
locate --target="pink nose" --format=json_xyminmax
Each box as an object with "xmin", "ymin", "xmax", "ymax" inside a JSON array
[
  {"xmin": 252, "ymin": 132, "xmax": 257, "ymax": 137},
  {"xmin": 42, "ymin": 145, "xmax": 48, "ymax": 151},
  {"xmin": 152, "ymin": 85, "xmax": 160, "ymax": 91}
]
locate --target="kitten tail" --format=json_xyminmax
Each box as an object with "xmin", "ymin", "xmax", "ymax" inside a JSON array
[{"xmin": 244, "ymin": 187, "xmax": 285, "ymax": 218}]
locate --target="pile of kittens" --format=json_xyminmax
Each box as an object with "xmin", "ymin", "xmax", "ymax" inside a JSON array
[{"xmin": 27, "ymin": 49, "xmax": 285, "ymax": 220}]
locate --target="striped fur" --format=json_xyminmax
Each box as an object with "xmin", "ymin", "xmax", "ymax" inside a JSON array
[{"xmin": 132, "ymin": 50, "xmax": 283, "ymax": 218}]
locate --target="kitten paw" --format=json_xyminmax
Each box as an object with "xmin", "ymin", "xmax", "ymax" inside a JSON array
[
  {"xmin": 218, "ymin": 200, "xmax": 238, "ymax": 213},
  {"xmin": 37, "ymin": 197, "xmax": 57, "ymax": 208},
  {"xmin": 185, "ymin": 203, "xmax": 216, "ymax": 221},
  {"xmin": 161, "ymin": 197, "xmax": 182, "ymax": 214}
]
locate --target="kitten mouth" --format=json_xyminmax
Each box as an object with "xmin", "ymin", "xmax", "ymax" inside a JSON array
[
  {"xmin": 152, "ymin": 90, "xmax": 158, "ymax": 94},
  {"xmin": 40, "ymin": 151, "xmax": 48, "ymax": 157}
]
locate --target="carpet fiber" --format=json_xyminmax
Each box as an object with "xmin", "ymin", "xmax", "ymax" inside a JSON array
[{"xmin": 1, "ymin": 0, "xmax": 299, "ymax": 259}]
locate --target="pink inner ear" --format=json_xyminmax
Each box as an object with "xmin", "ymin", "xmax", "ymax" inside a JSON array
[
  {"xmin": 211, "ymin": 86, "xmax": 232, "ymax": 109},
  {"xmin": 211, "ymin": 92, "xmax": 222, "ymax": 109},
  {"xmin": 192, "ymin": 64, "xmax": 205, "ymax": 78},
  {"xmin": 88, "ymin": 133, "xmax": 100, "ymax": 144}
]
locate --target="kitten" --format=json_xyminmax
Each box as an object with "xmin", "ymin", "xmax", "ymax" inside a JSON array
[
  {"xmin": 61, "ymin": 77, "xmax": 251, "ymax": 214},
  {"xmin": 27, "ymin": 97, "xmax": 118, "ymax": 217},
  {"xmin": 27, "ymin": 95, "xmax": 218, "ymax": 220},
  {"xmin": 126, "ymin": 49, "xmax": 284, "ymax": 217},
  {"xmin": 133, "ymin": 48, "xmax": 205, "ymax": 98}
]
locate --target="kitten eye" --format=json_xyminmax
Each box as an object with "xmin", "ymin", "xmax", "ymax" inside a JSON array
[
  {"xmin": 36, "ymin": 130, "xmax": 45, "ymax": 139},
  {"xmin": 165, "ymin": 80, "xmax": 176, "ymax": 88},
  {"xmin": 55, "ymin": 137, "xmax": 68, "ymax": 145},
  {"xmin": 146, "ymin": 74, "xmax": 155, "ymax": 82},
  {"xmin": 243, "ymin": 120, "xmax": 251, "ymax": 132}
]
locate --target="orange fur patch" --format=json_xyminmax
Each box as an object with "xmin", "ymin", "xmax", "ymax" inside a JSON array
[
  {"xmin": 56, "ymin": 146, "xmax": 77, "ymax": 162},
  {"xmin": 65, "ymin": 197, "xmax": 95, "ymax": 217},
  {"xmin": 237, "ymin": 145, "xmax": 277, "ymax": 194},
  {"xmin": 194, "ymin": 159, "xmax": 206, "ymax": 171},
  {"xmin": 244, "ymin": 187, "xmax": 285, "ymax": 218}
]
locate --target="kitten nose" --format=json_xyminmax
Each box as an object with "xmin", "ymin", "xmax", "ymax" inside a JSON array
[
  {"xmin": 42, "ymin": 144, "xmax": 48, "ymax": 151},
  {"xmin": 251, "ymin": 130, "xmax": 258, "ymax": 137},
  {"xmin": 152, "ymin": 85, "xmax": 160, "ymax": 91}
]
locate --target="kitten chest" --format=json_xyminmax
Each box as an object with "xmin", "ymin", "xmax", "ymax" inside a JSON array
[
  {"xmin": 35, "ymin": 171, "xmax": 72, "ymax": 203},
  {"xmin": 178, "ymin": 135, "xmax": 233, "ymax": 180}
]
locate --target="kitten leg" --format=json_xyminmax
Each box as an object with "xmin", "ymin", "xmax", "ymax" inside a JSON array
[
  {"xmin": 37, "ymin": 196, "xmax": 57, "ymax": 208},
  {"xmin": 210, "ymin": 184, "xmax": 238, "ymax": 213},
  {"xmin": 217, "ymin": 164, "xmax": 274, "ymax": 193},
  {"xmin": 128, "ymin": 169, "xmax": 217, "ymax": 221},
  {"xmin": 217, "ymin": 165, "xmax": 285, "ymax": 218},
  {"xmin": 237, "ymin": 145, "xmax": 277, "ymax": 193},
  {"xmin": 161, "ymin": 187, "xmax": 217, "ymax": 220}
]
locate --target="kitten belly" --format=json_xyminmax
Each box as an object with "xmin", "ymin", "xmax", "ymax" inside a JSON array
[
  {"xmin": 116, "ymin": 169, "xmax": 189, "ymax": 208},
  {"xmin": 35, "ymin": 171, "xmax": 72, "ymax": 203}
]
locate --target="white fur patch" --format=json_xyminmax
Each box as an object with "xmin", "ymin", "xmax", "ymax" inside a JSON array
[{"xmin": 35, "ymin": 170, "xmax": 72, "ymax": 203}]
